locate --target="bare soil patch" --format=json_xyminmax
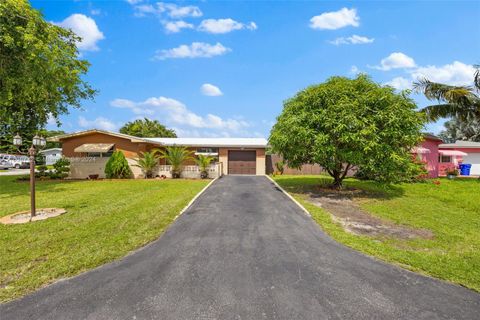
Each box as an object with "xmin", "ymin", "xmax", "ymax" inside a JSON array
[
  {"xmin": 0, "ymin": 208, "xmax": 66, "ymax": 225},
  {"xmin": 306, "ymin": 188, "xmax": 433, "ymax": 240}
]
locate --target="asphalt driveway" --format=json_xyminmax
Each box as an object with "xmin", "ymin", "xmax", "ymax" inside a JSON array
[{"xmin": 1, "ymin": 175, "xmax": 479, "ymax": 319}]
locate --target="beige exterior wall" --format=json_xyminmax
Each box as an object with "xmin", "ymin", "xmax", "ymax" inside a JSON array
[
  {"xmin": 256, "ymin": 148, "xmax": 266, "ymax": 175},
  {"xmin": 68, "ymin": 157, "xmax": 109, "ymax": 179},
  {"xmin": 218, "ymin": 147, "xmax": 266, "ymax": 175}
]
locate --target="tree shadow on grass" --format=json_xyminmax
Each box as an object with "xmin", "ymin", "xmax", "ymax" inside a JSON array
[
  {"xmin": 0, "ymin": 177, "xmax": 86, "ymax": 198},
  {"xmin": 275, "ymin": 176, "xmax": 405, "ymax": 200}
]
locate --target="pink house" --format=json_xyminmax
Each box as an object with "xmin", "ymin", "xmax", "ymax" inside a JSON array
[
  {"xmin": 439, "ymin": 141, "xmax": 480, "ymax": 176},
  {"xmin": 412, "ymin": 134, "xmax": 443, "ymax": 178}
]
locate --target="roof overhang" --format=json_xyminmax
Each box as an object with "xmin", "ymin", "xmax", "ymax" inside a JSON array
[
  {"xmin": 74, "ymin": 143, "xmax": 115, "ymax": 153},
  {"xmin": 439, "ymin": 150, "xmax": 468, "ymax": 156},
  {"xmin": 48, "ymin": 129, "xmax": 147, "ymax": 143}
]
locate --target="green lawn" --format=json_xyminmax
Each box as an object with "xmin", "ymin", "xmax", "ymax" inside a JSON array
[
  {"xmin": 274, "ymin": 175, "xmax": 480, "ymax": 291},
  {"xmin": 0, "ymin": 176, "xmax": 209, "ymax": 302}
]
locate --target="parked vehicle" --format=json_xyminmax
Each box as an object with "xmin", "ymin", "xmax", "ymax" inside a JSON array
[
  {"xmin": 0, "ymin": 154, "xmax": 13, "ymax": 169},
  {"xmin": 0, "ymin": 154, "xmax": 30, "ymax": 169}
]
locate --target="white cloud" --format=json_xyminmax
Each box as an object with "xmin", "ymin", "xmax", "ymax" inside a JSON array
[
  {"xmin": 158, "ymin": 2, "xmax": 202, "ymax": 18},
  {"xmin": 163, "ymin": 20, "xmax": 194, "ymax": 33},
  {"xmin": 201, "ymin": 83, "xmax": 223, "ymax": 96},
  {"xmin": 126, "ymin": 0, "xmax": 143, "ymax": 4},
  {"xmin": 110, "ymin": 96, "xmax": 249, "ymax": 132},
  {"xmin": 384, "ymin": 61, "xmax": 475, "ymax": 90},
  {"xmin": 385, "ymin": 77, "xmax": 412, "ymax": 90},
  {"xmin": 153, "ymin": 42, "xmax": 231, "ymax": 60},
  {"xmin": 78, "ymin": 116, "xmax": 118, "ymax": 131},
  {"xmin": 329, "ymin": 34, "xmax": 374, "ymax": 45},
  {"xmin": 310, "ymin": 8, "xmax": 359, "ymax": 30},
  {"xmin": 411, "ymin": 61, "xmax": 475, "ymax": 86},
  {"xmin": 55, "ymin": 14, "xmax": 105, "ymax": 51},
  {"xmin": 90, "ymin": 9, "xmax": 101, "ymax": 16},
  {"xmin": 374, "ymin": 52, "xmax": 416, "ymax": 71},
  {"xmin": 198, "ymin": 18, "xmax": 257, "ymax": 34},
  {"xmin": 133, "ymin": 2, "xmax": 202, "ymax": 18}
]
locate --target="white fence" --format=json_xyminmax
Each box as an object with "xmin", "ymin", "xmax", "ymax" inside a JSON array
[{"xmin": 156, "ymin": 164, "xmax": 222, "ymax": 179}]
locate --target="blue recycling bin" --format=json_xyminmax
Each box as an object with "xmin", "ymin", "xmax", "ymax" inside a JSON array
[{"xmin": 459, "ymin": 164, "xmax": 472, "ymax": 176}]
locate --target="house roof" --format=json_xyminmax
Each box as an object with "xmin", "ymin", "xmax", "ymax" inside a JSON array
[
  {"xmin": 144, "ymin": 137, "xmax": 268, "ymax": 148},
  {"xmin": 48, "ymin": 129, "xmax": 148, "ymax": 143},
  {"xmin": 423, "ymin": 133, "xmax": 443, "ymax": 142},
  {"xmin": 439, "ymin": 140, "xmax": 480, "ymax": 148},
  {"xmin": 48, "ymin": 129, "xmax": 268, "ymax": 148}
]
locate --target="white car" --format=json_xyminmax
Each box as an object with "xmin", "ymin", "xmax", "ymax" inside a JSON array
[{"xmin": 0, "ymin": 155, "xmax": 30, "ymax": 169}]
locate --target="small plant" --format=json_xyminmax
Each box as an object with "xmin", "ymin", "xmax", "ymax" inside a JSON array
[
  {"xmin": 36, "ymin": 165, "xmax": 49, "ymax": 178},
  {"xmin": 133, "ymin": 151, "xmax": 160, "ymax": 178},
  {"xmin": 195, "ymin": 154, "xmax": 214, "ymax": 179},
  {"xmin": 105, "ymin": 151, "xmax": 132, "ymax": 179},
  {"xmin": 154, "ymin": 146, "xmax": 192, "ymax": 179},
  {"xmin": 275, "ymin": 160, "xmax": 285, "ymax": 175},
  {"xmin": 51, "ymin": 157, "xmax": 70, "ymax": 179},
  {"xmin": 446, "ymin": 168, "xmax": 458, "ymax": 179}
]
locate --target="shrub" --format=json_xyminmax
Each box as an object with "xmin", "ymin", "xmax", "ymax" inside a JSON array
[
  {"xmin": 133, "ymin": 151, "xmax": 159, "ymax": 178},
  {"xmin": 195, "ymin": 155, "xmax": 214, "ymax": 179},
  {"xmin": 52, "ymin": 157, "xmax": 70, "ymax": 179},
  {"xmin": 275, "ymin": 160, "xmax": 285, "ymax": 175},
  {"xmin": 105, "ymin": 151, "xmax": 132, "ymax": 179}
]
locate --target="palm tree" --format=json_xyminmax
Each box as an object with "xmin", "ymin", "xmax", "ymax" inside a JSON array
[
  {"xmin": 413, "ymin": 65, "xmax": 480, "ymax": 122},
  {"xmin": 195, "ymin": 154, "xmax": 214, "ymax": 179},
  {"xmin": 154, "ymin": 146, "xmax": 192, "ymax": 178},
  {"xmin": 439, "ymin": 117, "xmax": 480, "ymax": 143},
  {"xmin": 133, "ymin": 151, "xmax": 159, "ymax": 178}
]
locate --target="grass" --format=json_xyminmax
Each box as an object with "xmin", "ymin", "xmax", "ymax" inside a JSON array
[
  {"xmin": 273, "ymin": 175, "xmax": 480, "ymax": 291},
  {"xmin": 0, "ymin": 176, "xmax": 209, "ymax": 302}
]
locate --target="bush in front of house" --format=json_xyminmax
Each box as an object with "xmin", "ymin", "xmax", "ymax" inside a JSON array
[
  {"xmin": 195, "ymin": 154, "xmax": 214, "ymax": 179},
  {"xmin": 51, "ymin": 157, "xmax": 70, "ymax": 179},
  {"xmin": 17, "ymin": 157, "xmax": 71, "ymax": 181},
  {"xmin": 105, "ymin": 151, "xmax": 132, "ymax": 179},
  {"xmin": 133, "ymin": 151, "xmax": 160, "ymax": 178}
]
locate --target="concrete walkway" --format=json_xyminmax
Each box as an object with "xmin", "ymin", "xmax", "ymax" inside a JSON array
[{"xmin": 1, "ymin": 176, "xmax": 479, "ymax": 319}]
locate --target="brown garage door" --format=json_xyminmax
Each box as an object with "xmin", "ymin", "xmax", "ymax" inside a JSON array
[{"xmin": 228, "ymin": 150, "xmax": 256, "ymax": 175}]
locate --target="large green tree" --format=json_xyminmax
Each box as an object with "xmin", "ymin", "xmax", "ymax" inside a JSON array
[
  {"xmin": 0, "ymin": 0, "xmax": 96, "ymax": 151},
  {"xmin": 413, "ymin": 65, "xmax": 480, "ymax": 122},
  {"xmin": 119, "ymin": 118, "xmax": 176, "ymax": 138},
  {"xmin": 269, "ymin": 75, "xmax": 425, "ymax": 188}
]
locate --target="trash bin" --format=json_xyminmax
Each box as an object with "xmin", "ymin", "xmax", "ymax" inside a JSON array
[{"xmin": 459, "ymin": 164, "xmax": 472, "ymax": 176}]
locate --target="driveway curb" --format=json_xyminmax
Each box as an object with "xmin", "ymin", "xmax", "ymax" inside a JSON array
[{"xmin": 265, "ymin": 175, "xmax": 311, "ymax": 216}]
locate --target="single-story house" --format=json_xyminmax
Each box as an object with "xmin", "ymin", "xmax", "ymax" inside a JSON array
[
  {"xmin": 38, "ymin": 148, "xmax": 62, "ymax": 165},
  {"xmin": 49, "ymin": 129, "xmax": 267, "ymax": 179},
  {"xmin": 439, "ymin": 140, "xmax": 480, "ymax": 176}
]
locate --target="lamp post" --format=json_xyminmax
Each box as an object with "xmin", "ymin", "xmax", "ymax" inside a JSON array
[{"xmin": 13, "ymin": 133, "xmax": 46, "ymax": 218}]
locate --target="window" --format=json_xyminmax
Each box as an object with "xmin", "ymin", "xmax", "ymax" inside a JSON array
[
  {"xmin": 87, "ymin": 150, "xmax": 114, "ymax": 158},
  {"xmin": 196, "ymin": 147, "xmax": 218, "ymax": 154},
  {"xmin": 439, "ymin": 155, "xmax": 452, "ymax": 163}
]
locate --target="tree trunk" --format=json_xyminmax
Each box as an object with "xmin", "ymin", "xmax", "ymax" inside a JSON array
[{"xmin": 332, "ymin": 172, "xmax": 343, "ymax": 190}]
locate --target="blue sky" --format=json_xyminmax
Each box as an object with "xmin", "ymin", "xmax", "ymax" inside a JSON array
[{"xmin": 34, "ymin": 0, "xmax": 480, "ymax": 138}]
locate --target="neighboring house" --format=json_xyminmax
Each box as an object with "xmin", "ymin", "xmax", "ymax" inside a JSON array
[
  {"xmin": 39, "ymin": 148, "xmax": 62, "ymax": 165},
  {"xmin": 439, "ymin": 140, "xmax": 480, "ymax": 176},
  {"xmin": 49, "ymin": 129, "xmax": 267, "ymax": 179},
  {"xmin": 412, "ymin": 133, "xmax": 443, "ymax": 178}
]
